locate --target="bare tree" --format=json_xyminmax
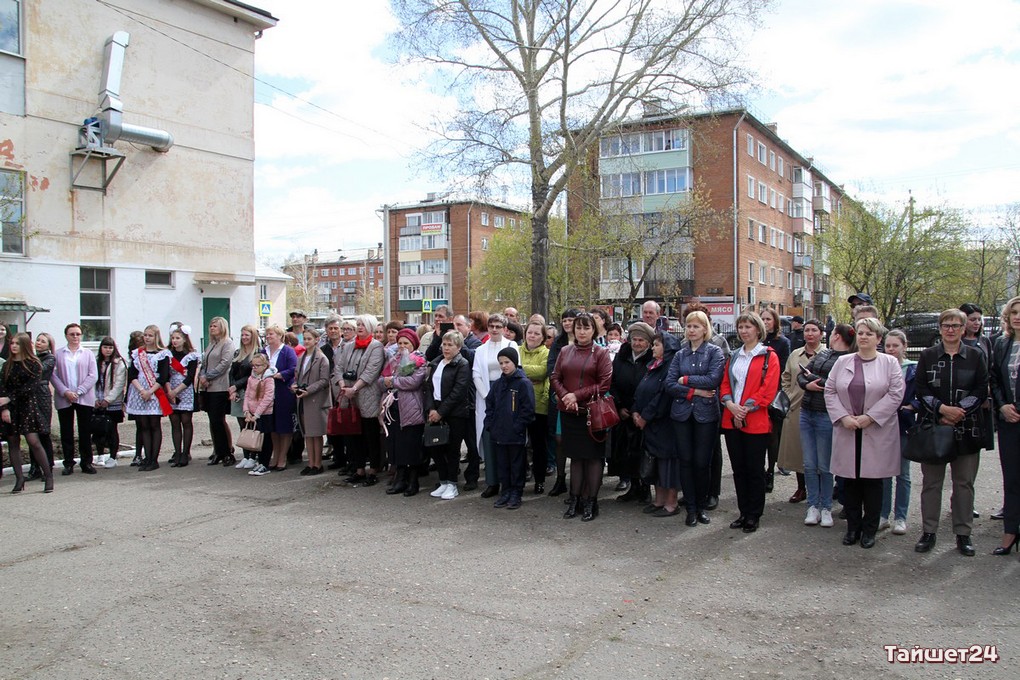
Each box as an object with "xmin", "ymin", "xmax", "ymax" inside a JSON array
[{"xmin": 392, "ymin": 0, "xmax": 767, "ymax": 318}]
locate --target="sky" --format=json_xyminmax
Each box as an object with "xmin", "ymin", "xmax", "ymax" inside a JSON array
[{"xmin": 251, "ymin": 0, "xmax": 1020, "ymax": 263}]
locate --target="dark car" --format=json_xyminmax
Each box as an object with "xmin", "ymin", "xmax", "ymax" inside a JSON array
[
  {"xmin": 889, "ymin": 312, "xmax": 941, "ymax": 348},
  {"xmin": 723, "ymin": 315, "xmax": 792, "ymax": 349}
]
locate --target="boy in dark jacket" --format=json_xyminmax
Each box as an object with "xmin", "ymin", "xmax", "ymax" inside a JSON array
[{"xmin": 484, "ymin": 347, "xmax": 536, "ymax": 509}]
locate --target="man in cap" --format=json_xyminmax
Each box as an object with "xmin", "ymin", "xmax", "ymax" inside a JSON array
[{"xmin": 288, "ymin": 309, "xmax": 309, "ymax": 334}]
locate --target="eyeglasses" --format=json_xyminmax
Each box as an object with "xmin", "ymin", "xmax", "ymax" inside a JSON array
[
  {"xmin": 940, "ymin": 323, "xmax": 964, "ymax": 330},
  {"xmin": 488, "ymin": 324, "xmax": 504, "ymax": 330},
  {"xmin": 67, "ymin": 332, "xmax": 82, "ymax": 337}
]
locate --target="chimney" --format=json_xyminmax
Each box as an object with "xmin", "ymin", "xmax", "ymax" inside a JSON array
[
  {"xmin": 425, "ymin": 192, "xmax": 436, "ymax": 202},
  {"xmin": 765, "ymin": 122, "xmax": 778, "ymax": 134},
  {"xmin": 642, "ymin": 98, "xmax": 663, "ymax": 118}
]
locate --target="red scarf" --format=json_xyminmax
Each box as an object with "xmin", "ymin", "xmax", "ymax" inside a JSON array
[{"xmin": 354, "ymin": 335, "xmax": 372, "ymax": 350}]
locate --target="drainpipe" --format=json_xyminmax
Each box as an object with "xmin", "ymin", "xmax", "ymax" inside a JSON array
[
  {"xmin": 466, "ymin": 204, "xmax": 472, "ymax": 311},
  {"xmin": 381, "ymin": 204, "xmax": 391, "ymax": 321},
  {"xmin": 732, "ymin": 111, "xmax": 747, "ymax": 310}
]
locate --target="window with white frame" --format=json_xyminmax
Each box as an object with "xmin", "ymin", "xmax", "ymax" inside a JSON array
[
  {"xmin": 399, "ymin": 261, "xmax": 422, "ymax": 275},
  {"xmin": 421, "ymin": 233, "xmax": 446, "ymax": 249},
  {"xmin": 770, "ymin": 189, "xmax": 777, "ymax": 209},
  {"xmin": 423, "ymin": 210, "xmax": 444, "ymax": 225},
  {"xmin": 759, "ymin": 264, "xmax": 767, "ymax": 285},
  {"xmin": 481, "ymin": 237, "xmax": 489, "ymax": 251},
  {"xmin": 601, "ymin": 172, "xmax": 641, "ymax": 198},
  {"xmin": 747, "ymin": 176, "xmax": 755, "ymax": 199},
  {"xmin": 377, "ymin": 266, "xmax": 384, "ymax": 274},
  {"xmin": 748, "ymin": 219, "xmax": 755, "ymax": 240},
  {"xmin": 757, "ymin": 142, "xmax": 767, "ymax": 164},
  {"xmin": 777, "ymin": 194, "xmax": 785, "ymax": 213},
  {"xmin": 794, "ymin": 273, "xmax": 802, "ymax": 288},
  {"xmin": 144, "ymin": 270, "xmax": 173, "ymax": 288},
  {"xmin": 758, "ymin": 182, "xmax": 768, "ymax": 204},
  {"xmin": 746, "ymin": 134, "xmax": 754, "ymax": 156},
  {"xmin": 80, "ymin": 267, "xmax": 111, "ymax": 341},
  {"xmin": 748, "ymin": 261, "xmax": 755, "ymax": 283},
  {"xmin": 758, "ymin": 224, "xmax": 767, "ymax": 243},
  {"xmin": 787, "ymin": 271, "xmax": 793, "ymax": 288},
  {"xmin": 787, "ymin": 235, "xmax": 793, "ymax": 253},
  {"xmin": 331, "ymin": 268, "xmax": 337, "ymax": 276},
  {"xmin": 769, "ymin": 151, "xmax": 776, "ymax": 171},
  {"xmin": 777, "ymin": 157, "xmax": 784, "ymax": 177},
  {"xmin": 399, "ymin": 235, "xmax": 421, "ymax": 251},
  {"xmin": 423, "ymin": 259, "xmax": 447, "ymax": 274},
  {"xmin": 770, "ymin": 267, "xmax": 776, "ymax": 286},
  {"xmin": 1, "ymin": 169, "xmax": 25, "ymax": 254},
  {"xmin": 426, "ymin": 285, "xmax": 446, "ymax": 300},
  {"xmin": 406, "ymin": 214, "xmax": 421, "ymax": 227},
  {"xmin": 312, "ymin": 269, "xmax": 317, "ymax": 278},
  {"xmin": 509, "ymin": 217, "xmax": 516, "ymax": 228},
  {"xmin": 770, "ymin": 228, "xmax": 777, "ymax": 248},
  {"xmin": 320, "ymin": 268, "xmax": 328, "ymax": 276},
  {"xmin": 643, "ymin": 167, "xmax": 690, "ymax": 194},
  {"xmin": 399, "ymin": 285, "xmax": 422, "ymax": 299},
  {"xmin": 494, "ymin": 215, "xmax": 505, "ymax": 228},
  {"xmin": 604, "ymin": 257, "xmax": 636, "ymax": 281},
  {"xmin": 480, "ymin": 212, "xmax": 489, "ymax": 226}
]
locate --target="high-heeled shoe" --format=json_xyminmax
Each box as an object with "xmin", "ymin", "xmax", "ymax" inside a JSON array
[
  {"xmin": 991, "ymin": 534, "xmax": 1019, "ymax": 556},
  {"xmin": 11, "ymin": 479, "xmax": 25, "ymax": 494},
  {"xmin": 563, "ymin": 496, "xmax": 579, "ymax": 519},
  {"xmin": 44, "ymin": 476, "xmax": 54, "ymax": 493}
]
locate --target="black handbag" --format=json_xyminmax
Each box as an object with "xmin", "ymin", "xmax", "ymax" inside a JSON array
[
  {"xmin": 903, "ymin": 414, "xmax": 958, "ymax": 464},
  {"xmin": 639, "ymin": 451, "xmax": 657, "ymax": 484},
  {"xmin": 423, "ymin": 422, "xmax": 450, "ymax": 447},
  {"xmin": 760, "ymin": 351, "xmax": 790, "ymax": 419}
]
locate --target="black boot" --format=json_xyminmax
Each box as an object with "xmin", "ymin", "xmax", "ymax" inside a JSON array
[
  {"xmin": 765, "ymin": 470, "xmax": 775, "ymax": 493},
  {"xmin": 636, "ymin": 482, "xmax": 651, "ymax": 504},
  {"xmin": 581, "ymin": 498, "xmax": 597, "ymax": 522},
  {"xmin": 563, "ymin": 496, "xmax": 579, "ymax": 519},
  {"xmin": 387, "ymin": 467, "xmax": 409, "ymax": 495},
  {"xmin": 548, "ymin": 474, "xmax": 567, "ymax": 497},
  {"xmin": 616, "ymin": 483, "xmax": 643, "ymax": 502},
  {"xmin": 403, "ymin": 472, "xmax": 420, "ymax": 497}
]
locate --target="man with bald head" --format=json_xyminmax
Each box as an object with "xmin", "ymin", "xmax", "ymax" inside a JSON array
[
  {"xmin": 641, "ymin": 300, "xmax": 661, "ymax": 326},
  {"xmin": 503, "ymin": 307, "xmax": 519, "ymax": 324}
]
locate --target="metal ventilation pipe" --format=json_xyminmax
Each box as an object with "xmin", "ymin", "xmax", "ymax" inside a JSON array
[{"xmin": 98, "ymin": 31, "xmax": 174, "ymax": 152}]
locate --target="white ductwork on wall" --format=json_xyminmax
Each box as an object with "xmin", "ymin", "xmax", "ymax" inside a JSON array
[{"xmin": 98, "ymin": 31, "xmax": 174, "ymax": 152}]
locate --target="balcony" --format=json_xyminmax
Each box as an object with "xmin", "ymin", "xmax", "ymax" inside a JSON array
[
  {"xmin": 815, "ymin": 259, "xmax": 830, "ymax": 275},
  {"xmin": 813, "ymin": 194, "xmax": 831, "ymax": 214},
  {"xmin": 793, "ymin": 287, "xmax": 812, "ymax": 305},
  {"xmin": 814, "ymin": 291, "xmax": 831, "ymax": 305},
  {"xmin": 791, "ymin": 180, "xmax": 812, "ymax": 200},
  {"xmin": 643, "ymin": 279, "xmax": 695, "ymax": 298},
  {"xmin": 793, "ymin": 253, "xmax": 812, "ymax": 270}
]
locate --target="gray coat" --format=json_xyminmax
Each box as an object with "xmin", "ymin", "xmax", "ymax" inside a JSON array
[
  {"xmin": 201, "ymin": 338, "xmax": 236, "ymax": 392},
  {"xmin": 332, "ymin": 339, "xmax": 385, "ymax": 418},
  {"xmin": 296, "ymin": 348, "xmax": 331, "ymax": 438}
]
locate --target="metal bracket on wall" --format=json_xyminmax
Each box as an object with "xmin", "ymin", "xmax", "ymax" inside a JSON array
[{"xmin": 69, "ymin": 146, "xmax": 126, "ymax": 193}]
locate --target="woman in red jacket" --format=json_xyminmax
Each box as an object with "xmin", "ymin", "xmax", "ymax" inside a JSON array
[
  {"xmin": 720, "ymin": 311, "xmax": 780, "ymax": 533},
  {"xmin": 551, "ymin": 312, "xmax": 613, "ymax": 521}
]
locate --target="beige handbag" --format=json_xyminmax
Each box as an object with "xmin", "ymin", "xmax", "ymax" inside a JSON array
[{"xmin": 237, "ymin": 423, "xmax": 264, "ymax": 451}]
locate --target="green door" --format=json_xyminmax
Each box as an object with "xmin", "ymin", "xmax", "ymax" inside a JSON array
[{"xmin": 202, "ymin": 297, "xmax": 231, "ymax": 350}]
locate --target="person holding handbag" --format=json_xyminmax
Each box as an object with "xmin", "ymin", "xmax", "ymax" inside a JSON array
[
  {"xmin": 424, "ymin": 330, "xmax": 472, "ymax": 500},
  {"xmin": 333, "ymin": 315, "xmax": 385, "ymax": 486},
  {"xmin": 550, "ymin": 312, "xmax": 613, "ymax": 522},
  {"xmin": 0, "ymin": 333, "xmax": 55, "ymax": 493},
  {"xmin": 761, "ymin": 308, "xmax": 790, "ymax": 494},
  {"xmin": 824, "ymin": 318, "xmax": 905, "ymax": 549},
  {"xmin": 720, "ymin": 311, "xmax": 780, "ymax": 533},
  {"xmin": 229, "ymin": 324, "xmax": 260, "ymax": 469},
  {"xmin": 243, "ymin": 353, "xmax": 276, "ymax": 477},
  {"xmin": 665, "ymin": 312, "xmax": 724, "ymax": 525},
  {"xmin": 200, "ymin": 317, "xmax": 237, "ymax": 467},
  {"xmin": 990, "ymin": 295, "xmax": 1020, "ymax": 557},
  {"xmin": 379, "ymin": 328, "xmax": 428, "ymax": 496},
  {"xmin": 779, "ymin": 320, "xmax": 824, "ymax": 505},
  {"xmin": 294, "ymin": 327, "xmax": 331, "ymax": 476},
  {"xmin": 914, "ymin": 308, "xmax": 988, "ymax": 556}
]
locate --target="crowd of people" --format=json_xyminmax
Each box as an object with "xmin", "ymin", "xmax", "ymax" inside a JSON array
[{"xmin": 1, "ymin": 296, "xmax": 1017, "ymax": 559}]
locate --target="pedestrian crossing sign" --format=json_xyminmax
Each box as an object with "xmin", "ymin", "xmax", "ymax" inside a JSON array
[
  {"xmin": 422, "ymin": 299, "xmax": 433, "ymax": 313},
  {"xmin": 259, "ymin": 301, "xmax": 272, "ymax": 317}
]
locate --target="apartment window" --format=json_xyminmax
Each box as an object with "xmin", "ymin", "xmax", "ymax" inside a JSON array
[
  {"xmin": 770, "ymin": 267, "xmax": 776, "ymax": 286},
  {"xmin": 758, "ymin": 183, "xmax": 767, "ymax": 204},
  {"xmin": 312, "ymin": 270, "xmax": 317, "ymax": 278},
  {"xmin": 377, "ymin": 266, "xmax": 384, "ymax": 274},
  {"xmin": 399, "ymin": 235, "xmax": 421, "ymax": 251},
  {"xmin": 509, "ymin": 218, "xmax": 516, "ymax": 228},
  {"xmin": 399, "ymin": 285, "xmax": 423, "ymax": 299},
  {"xmin": 421, "ymin": 233, "xmax": 447, "ymax": 249},
  {"xmin": 359, "ymin": 267, "xmax": 365, "ymax": 276},
  {"xmin": 770, "ymin": 189, "xmax": 777, "ymax": 209},
  {"xmin": 769, "ymin": 151, "xmax": 776, "ymax": 171},
  {"xmin": 758, "ymin": 224, "xmax": 767, "ymax": 243},
  {"xmin": 759, "ymin": 264, "xmax": 767, "ymax": 285},
  {"xmin": 0, "ymin": 0, "xmax": 20, "ymax": 54},
  {"xmin": 600, "ymin": 136, "xmax": 621, "ymax": 157},
  {"xmin": 330, "ymin": 281, "xmax": 337, "ymax": 290},
  {"xmin": 787, "ymin": 271, "xmax": 793, "ymax": 289},
  {"xmin": 643, "ymin": 168, "xmax": 690, "ymax": 195},
  {"xmin": 493, "ymin": 215, "xmax": 505, "ymax": 228},
  {"xmin": 620, "ymin": 132, "xmax": 641, "ymax": 154},
  {"xmin": 746, "ymin": 134, "xmax": 754, "ymax": 156},
  {"xmin": 791, "ymin": 199, "xmax": 805, "ymax": 219},
  {"xmin": 770, "ymin": 228, "xmax": 777, "ymax": 248},
  {"xmin": 426, "ymin": 285, "xmax": 446, "ymax": 300},
  {"xmin": 757, "ymin": 142, "xmax": 767, "ymax": 164},
  {"xmin": 80, "ymin": 267, "xmax": 111, "ymax": 341},
  {"xmin": 399, "ymin": 261, "xmax": 422, "ymax": 275},
  {"xmin": 320, "ymin": 268, "xmax": 328, "ymax": 276},
  {"xmin": 144, "ymin": 270, "xmax": 173, "ymax": 288},
  {"xmin": 777, "ymin": 157, "xmax": 784, "ymax": 177},
  {"xmin": 423, "ymin": 210, "xmax": 444, "ymax": 225},
  {"xmin": 423, "ymin": 258, "xmax": 447, "ymax": 274},
  {"xmin": 747, "ymin": 175, "xmax": 755, "ymax": 199},
  {"xmin": 794, "ymin": 273, "xmax": 802, "ymax": 288},
  {"xmin": 748, "ymin": 261, "xmax": 755, "ymax": 283},
  {"xmin": 600, "ymin": 172, "xmax": 641, "ymax": 198},
  {"xmin": 777, "ymin": 194, "xmax": 785, "ymax": 213},
  {"xmin": 480, "ymin": 212, "xmax": 489, "ymax": 226},
  {"xmin": 604, "ymin": 257, "xmax": 636, "ymax": 281},
  {"xmin": 787, "ymin": 235, "xmax": 793, "ymax": 253},
  {"xmin": 405, "ymin": 214, "xmax": 421, "ymax": 227},
  {"xmin": 642, "ymin": 128, "xmax": 688, "ymax": 152},
  {"xmin": 748, "ymin": 219, "xmax": 755, "ymax": 240},
  {"xmin": 1, "ymin": 169, "xmax": 24, "ymax": 254},
  {"xmin": 346, "ymin": 267, "xmax": 356, "ymax": 275},
  {"xmin": 481, "ymin": 237, "xmax": 489, "ymax": 251}
]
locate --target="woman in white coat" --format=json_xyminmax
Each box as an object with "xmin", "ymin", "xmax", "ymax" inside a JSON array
[{"xmin": 472, "ymin": 312, "xmax": 514, "ymax": 498}]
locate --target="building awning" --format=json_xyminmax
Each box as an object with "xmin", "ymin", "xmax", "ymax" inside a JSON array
[
  {"xmin": 193, "ymin": 272, "xmax": 256, "ymax": 286},
  {"xmin": 0, "ymin": 300, "xmax": 50, "ymax": 313}
]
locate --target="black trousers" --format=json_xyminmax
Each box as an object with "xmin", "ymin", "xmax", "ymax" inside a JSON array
[
  {"xmin": 204, "ymin": 392, "xmax": 231, "ymax": 457},
  {"xmin": 675, "ymin": 418, "xmax": 717, "ymax": 512},
  {"xmin": 843, "ymin": 478, "xmax": 883, "ymax": 535},
  {"xmin": 710, "ymin": 430, "xmax": 723, "ymax": 497},
  {"xmin": 494, "ymin": 443, "xmax": 527, "ymax": 493},
  {"xmin": 723, "ymin": 430, "xmax": 768, "ymax": 519},
  {"xmin": 58, "ymin": 404, "xmax": 94, "ymax": 469},
  {"xmin": 998, "ymin": 419, "xmax": 1020, "ymax": 535},
  {"xmin": 526, "ymin": 414, "xmax": 548, "ymax": 484},
  {"xmin": 463, "ymin": 414, "xmax": 480, "ymax": 483},
  {"xmin": 431, "ymin": 416, "xmax": 468, "ymax": 483}
]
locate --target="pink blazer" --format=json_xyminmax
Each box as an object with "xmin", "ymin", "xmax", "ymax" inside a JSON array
[
  {"xmin": 824, "ymin": 352, "xmax": 905, "ymax": 479},
  {"xmin": 50, "ymin": 346, "xmax": 98, "ymax": 409}
]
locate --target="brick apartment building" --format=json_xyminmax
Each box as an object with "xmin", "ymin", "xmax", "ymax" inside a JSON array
[
  {"xmin": 382, "ymin": 195, "xmax": 524, "ymax": 324},
  {"xmin": 283, "ymin": 247, "xmax": 384, "ymax": 320},
  {"xmin": 569, "ymin": 107, "xmax": 843, "ymax": 330}
]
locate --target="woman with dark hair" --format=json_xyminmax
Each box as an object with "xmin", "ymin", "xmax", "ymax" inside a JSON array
[
  {"xmin": 990, "ymin": 295, "xmax": 1020, "ymax": 556},
  {"xmin": 166, "ymin": 323, "xmax": 200, "ymax": 467},
  {"xmin": 720, "ymin": 311, "xmax": 780, "ymax": 533},
  {"xmin": 28, "ymin": 333, "xmax": 57, "ymax": 478},
  {"xmin": 551, "ymin": 312, "xmax": 613, "ymax": 521},
  {"xmin": 126, "ymin": 325, "xmax": 170, "ymax": 471},
  {"xmin": 960, "ymin": 302, "xmax": 995, "ymax": 455},
  {"xmin": 778, "ymin": 319, "xmax": 824, "ymax": 504},
  {"xmin": 125, "ymin": 330, "xmax": 145, "ymax": 467},
  {"xmin": 0, "ymin": 323, "xmax": 9, "ymax": 361},
  {"xmin": 914, "ymin": 308, "xmax": 988, "ymax": 556},
  {"xmin": 380, "ymin": 328, "xmax": 427, "ymax": 495},
  {"xmin": 591, "ymin": 308, "xmax": 611, "ymax": 346},
  {"xmin": 798, "ymin": 323, "xmax": 855, "ymax": 528},
  {"xmin": 93, "ymin": 336, "xmax": 126, "ymax": 468},
  {"xmin": 502, "ymin": 320, "xmax": 525, "ymax": 345},
  {"xmin": 0, "ymin": 333, "xmax": 55, "ymax": 493},
  {"xmin": 546, "ymin": 308, "xmax": 579, "ymax": 496},
  {"xmin": 760, "ymin": 307, "xmax": 791, "ymax": 493}
]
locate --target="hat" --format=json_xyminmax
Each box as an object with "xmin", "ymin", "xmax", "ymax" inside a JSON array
[
  {"xmin": 396, "ymin": 328, "xmax": 420, "ymax": 350},
  {"xmin": 847, "ymin": 293, "xmax": 872, "ymax": 305},
  {"xmin": 289, "ymin": 309, "xmax": 308, "ymax": 318},
  {"xmin": 497, "ymin": 346, "xmax": 520, "ymax": 367},
  {"xmin": 627, "ymin": 321, "xmax": 655, "ymax": 343},
  {"xmin": 791, "ymin": 315, "xmax": 804, "ymax": 324}
]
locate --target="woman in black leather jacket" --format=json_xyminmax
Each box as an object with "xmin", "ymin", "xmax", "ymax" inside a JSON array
[{"xmin": 989, "ymin": 296, "xmax": 1020, "ymax": 556}]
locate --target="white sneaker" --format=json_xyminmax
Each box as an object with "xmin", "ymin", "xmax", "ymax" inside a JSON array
[
  {"xmin": 235, "ymin": 457, "xmax": 248, "ymax": 469},
  {"xmin": 249, "ymin": 464, "xmax": 270, "ymax": 476},
  {"xmin": 104, "ymin": 457, "xmax": 118, "ymax": 469},
  {"xmin": 819, "ymin": 509, "xmax": 834, "ymax": 528},
  {"xmin": 892, "ymin": 519, "xmax": 907, "ymax": 535},
  {"xmin": 804, "ymin": 506, "xmax": 820, "ymax": 525},
  {"xmin": 95, "ymin": 454, "xmax": 109, "ymax": 466},
  {"xmin": 440, "ymin": 483, "xmax": 459, "ymax": 500},
  {"xmin": 878, "ymin": 517, "xmax": 891, "ymax": 531},
  {"xmin": 430, "ymin": 482, "xmax": 449, "ymax": 498},
  {"xmin": 243, "ymin": 458, "xmax": 257, "ymax": 469}
]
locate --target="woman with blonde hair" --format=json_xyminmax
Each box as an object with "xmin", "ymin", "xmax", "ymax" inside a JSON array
[
  {"xmin": 229, "ymin": 324, "xmax": 260, "ymax": 468},
  {"xmin": 294, "ymin": 327, "xmax": 331, "ymax": 475},
  {"xmin": 200, "ymin": 316, "xmax": 236, "ymax": 466},
  {"xmin": 250, "ymin": 324, "xmax": 298, "ymax": 475},
  {"xmin": 989, "ymin": 296, "xmax": 1020, "ymax": 556},
  {"xmin": 126, "ymin": 325, "xmax": 171, "ymax": 471}
]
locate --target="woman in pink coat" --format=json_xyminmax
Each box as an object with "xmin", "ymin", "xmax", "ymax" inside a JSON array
[{"xmin": 824, "ymin": 317, "xmax": 904, "ymax": 549}]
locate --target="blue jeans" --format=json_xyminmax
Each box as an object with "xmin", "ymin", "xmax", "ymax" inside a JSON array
[
  {"xmin": 800, "ymin": 409, "xmax": 833, "ymax": 510},
  {"xmin": 880, "ymin": 434, "xmax": 912, "ymax": 521}
]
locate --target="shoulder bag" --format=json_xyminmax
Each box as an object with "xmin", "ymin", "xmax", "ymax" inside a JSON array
[
  {"xmin": 327, "ymin": 395, "xmax": 362, "ymax": 436},
  {"xmin": 903, "ymin": 411, "xmax": 958, "ymax": 464},
  {"xmin": 422, "ymin": 421, "xmax": 450, "ymax": 447},
  {"xmin": 762, "ymin": 351, "xmax": 790, "ymax": 419}
]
